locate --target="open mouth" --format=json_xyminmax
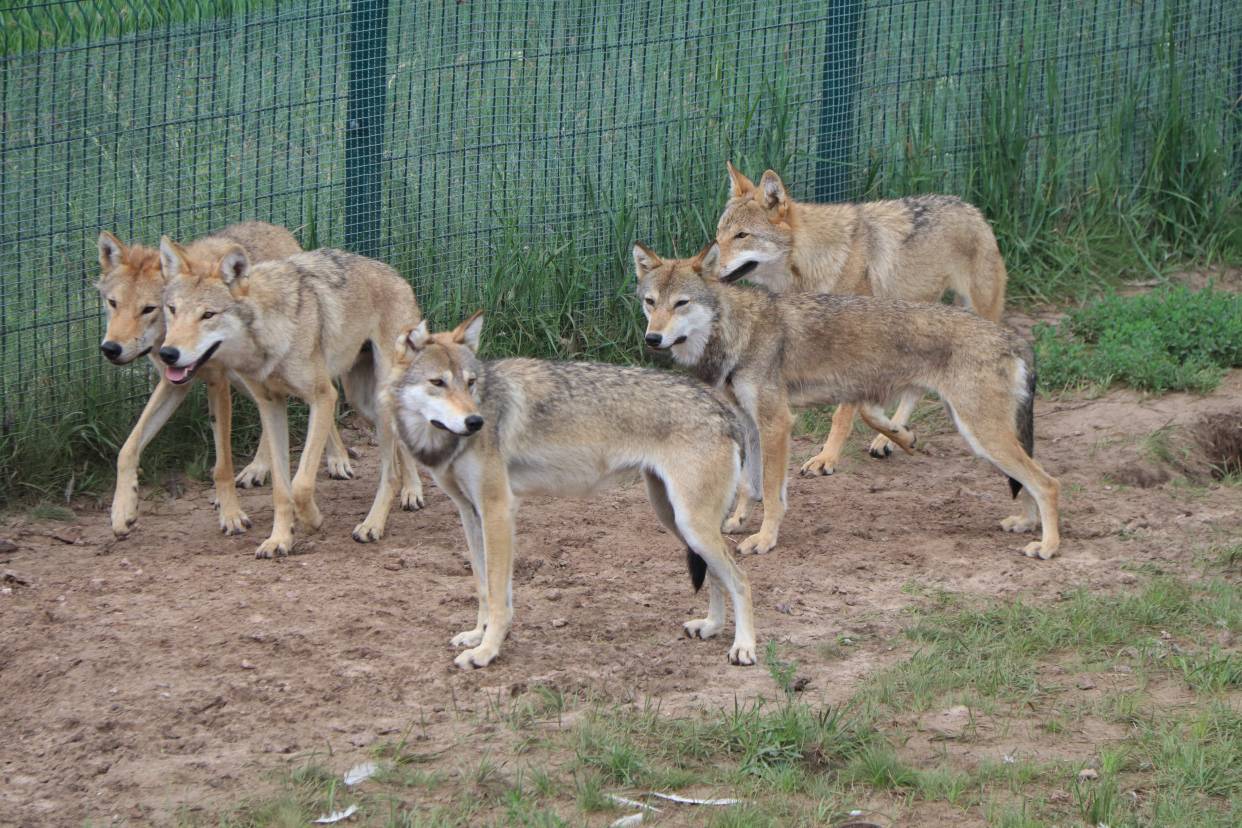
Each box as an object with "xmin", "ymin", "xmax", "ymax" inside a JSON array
[
  {"xmin": 165, "ymin": 341, "xmax": 220, "ymax": 385},
  {"xmin": 720, "ymin": 259, "xmax": 758, "ymax": 285}
]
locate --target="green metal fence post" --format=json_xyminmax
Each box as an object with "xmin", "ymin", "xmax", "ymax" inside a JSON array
[
  {"xmin": 346, "ymin": 0, "xmax": 389, "ymax": 257},
  {"xmin": 815, "ymin": 0, "xmax": 863, "ymax": 203}
]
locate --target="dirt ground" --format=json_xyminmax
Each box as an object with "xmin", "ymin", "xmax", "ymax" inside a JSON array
[{"xmin": 3, "ymin": 361, "xmax": 1242, "ymax": 826}]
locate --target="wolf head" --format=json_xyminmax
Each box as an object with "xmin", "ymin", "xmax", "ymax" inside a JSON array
[
  {"xmin": 633, "ymin": 240, "xmax": 721, "ymax": 367},
  {"xmin": 157, "ymin": 237, "xmax": 252, "ymax": 385},
  {"xmin": 714, "ymin": 162, "xmax": 795, "ymax": 291},
  {"xmin": 96, "ymin": 231, "xmax": 168, "ymax": 365},
  {"xmin": 389, "ymin": 311, "xmax": 486, "ymax": 441}
]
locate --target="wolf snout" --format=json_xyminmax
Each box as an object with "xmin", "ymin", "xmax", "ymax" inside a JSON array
[
  {"xmin": 464, "ymin": 415, "xmax": 484, "ymax": 433},
  {"xmin": 100, "ymin": 341, "xmax": 123, "ymax": 361},
  {"xmin": 158, "ymin": 346, "xmax": 180, "ymax": 365},
  {"xmin": 644, "ymin": 333, "xmax": 663, "ymax": 348}
]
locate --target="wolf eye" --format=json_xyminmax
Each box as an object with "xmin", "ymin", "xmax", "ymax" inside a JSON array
[
  {"xmin": 201, "ymin": 311, "xmax": 215, "ymax": 320},
  {"xmin": 644, "ymin": 297, "xmax": 655, "ymax": 306},
  {"xmin": 467, "ymin": 377, "xmax": 476, "ymax": 387},
  {"xmin": 107, "ymin": 299, "xmax": 117, "ymax": 308},
  {"xmin": 674, "ymin": 299, "xmax": 689, "ymax": 308},
  {"xmin": 735, "ymin": 232, "xmax": 749, "ymax": 239},
  {"xmin": 167, "ymin": 304, "xmax": 176, "ymax": 315},
  {"xmin": 429, "ymin": 378, "xmax": 445, "ymax": 387},
  {"xmin": 141, "ymin": 305, "xmax": 157, "ymax": 315}
]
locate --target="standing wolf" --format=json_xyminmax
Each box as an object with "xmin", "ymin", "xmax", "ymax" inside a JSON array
[
  {"xmin": 384, "ymin": 312, "xmax": 757, "ymax": 670},
  {"xmin": 158, "ymin": 241, "xmax": 424, "ymax": 558},
  {"xmin": 97, "ymin": 223, "xmax": 355, "ymax": 538},
  {"xmin": 715, "ymin": 164, "xmax": 1008, "ymax": 475},
  {"xmin": 635, "ymin": 241, "xmax": 1059, "ymax": 560}
]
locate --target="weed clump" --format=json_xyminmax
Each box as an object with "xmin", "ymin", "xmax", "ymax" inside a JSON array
[{"xmin": 1034, "ymin": 287, "xmax": 1242, "ymax": 395}]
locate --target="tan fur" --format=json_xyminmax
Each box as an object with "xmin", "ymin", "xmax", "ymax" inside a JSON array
[
  {"xmin": 636, "ymin": 241, "xmax": 1060, "ymax": 560},
  {"xmin": 160, "ymin": 242, "xmax": 424, "ymax": 558},
  {"xmin": 383, "ymin": 313, "xmax": 756, "ymax": 669},
  {"xmin": 716, "ymin": 163, "xmax": 1009, "ymax": 472},
  {"xmin": 97, "ymin": 223, "xmax": 354, "ymax": 538}
]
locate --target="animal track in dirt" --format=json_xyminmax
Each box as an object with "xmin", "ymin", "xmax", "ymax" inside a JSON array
[{"xmin": 3, "ymin": 371, "xmax": 1242, "ymax": 823}]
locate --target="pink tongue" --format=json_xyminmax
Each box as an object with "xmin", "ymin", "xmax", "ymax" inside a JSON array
[{"xmin": 165, "ymin": 365, "xmax": 190, "ymax": 383}]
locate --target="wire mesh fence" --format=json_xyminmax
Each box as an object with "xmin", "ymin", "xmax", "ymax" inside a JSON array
[{"xmin": 2, "ymin": 0, "xmax": 1240, "ymax": 427}]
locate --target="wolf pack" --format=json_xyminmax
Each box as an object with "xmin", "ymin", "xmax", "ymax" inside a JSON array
[{"xmin": 95, "ymin": 164, "xmax": 1060, "ymax": 671}]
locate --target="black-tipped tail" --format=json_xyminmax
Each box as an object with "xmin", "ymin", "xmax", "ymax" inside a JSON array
[
  {"xmin": 687, "ymin": 549, "xmax": 707, "ymax": 592},
  {"xmin": 1009, "ymin": 356, "xmax": 1038, "ymax": 499}
]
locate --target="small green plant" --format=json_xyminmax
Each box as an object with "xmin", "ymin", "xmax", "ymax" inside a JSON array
[{"xmin": 1035, "ymin": 287, "xmax": 1242, "ymax": 395}]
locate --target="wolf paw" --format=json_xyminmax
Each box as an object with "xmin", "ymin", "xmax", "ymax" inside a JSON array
[
  {"xmin": 235, "ymin": 461, "xmax": 270, "ymax": 489},
  {"xmin": 454, "ymin": 644, "xmax": 500, "ymax": 670},
  {"xmin": 800, "ymin": 453, "xmax": 839, "ymax": 476},
  {"xmin": 1001, "ymin": 515, "xmax": 1038, "ymax": 534},
  {"xmin": 255, "ymin": 536, "xmax": 290, "ymax": 559},
  {"xmin": 737, "ymin": 531, "xmax": 777, "ymax": 555},
  {"xmin": 111, "ymin": 496, "xmax": 139, "ymax": 538},
  {"xmin": 1023, "ymin": 540, "xmax": 1059, "ymax": 560},
  {"xmin": 351, "ymin": 521, "xmax": 385, "ymax": 543},
  {"xmin": 325, "ymin": 456, "xmax": 356, "ymax": 480},
  {"xmin": 400, "ymin": 485, "xmax": 425, "ymax": 511},
  {"xmin": 684, "ymin": 618, "xmax": 725, "ymax": 640},
  {"xmin": 869, "ymin": 434, "xmax": 896, "ymax": 459},
  {"xmin": 722, "ymin": 516, "xmax": 748, "ymax": 534},
  {"xmin": 451, "ymin": 628, "xmax": 485, "ymax": 648},
  {"xmin": 730, "ymin": 641, "xmax": 758, "ymax": 666},
  {"xmin": 219, "ymin": 510, "xmax": 252, "ymax": 535}
]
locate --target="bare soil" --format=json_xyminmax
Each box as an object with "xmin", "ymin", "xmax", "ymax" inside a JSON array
[{"xmin": 3, "ymin": 366, "xmax": 1242, "ymax": 826}]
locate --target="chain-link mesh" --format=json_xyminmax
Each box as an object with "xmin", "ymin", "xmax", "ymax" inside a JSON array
[{"xmin": 2, "ymin": 0, "xmax": 1240, "ymax": 425}]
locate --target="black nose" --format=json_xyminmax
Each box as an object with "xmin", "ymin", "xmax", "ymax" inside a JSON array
[
  {"xmin": 644, "ymin": 333, "xmax": 663, "ymax": 347},
  {"xmin": 464, "ymin": 415, "xmax": 484, "ymax": 433},
  {"xmin": 100, "ymin": 341, "xmax": 122, "ymax": 360},
  {"xmin": 158, "ymin": 346, "xmax": 180, "ymax": 365}
]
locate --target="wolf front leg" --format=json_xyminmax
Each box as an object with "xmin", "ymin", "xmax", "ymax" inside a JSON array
[
  {"xmin": 202, "ymin": 368, "xmax": 251, "ymax": 534},
  {"xmin": 111, "ymin": 376, "xmax": 194, "ymax": 537},
  {"xmin": 252, "ymin": 390, "xmax": 294, "ymax": 559},
  {"xmin": 288, "ymin": 381, "xmax": 336, "ymax": 537},
  {"xmin": 455, "ymin": 459, "xmax": 515, "ymax": 670},
  {"xmin": 801, "ymin": 403, "xmax": 856, "ymax": 476},
  {"xmin": 736, "ymin": 388, "xmax": 793, "ymax": 555},
  {"xmin": 439, "ymin": 472, "xmax": 488, "ymax": 649}
]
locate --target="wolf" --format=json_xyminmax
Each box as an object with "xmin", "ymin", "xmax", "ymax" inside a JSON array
[
  {"xmin": 383, "ymin": 312, "xmax": 757, "ymax": 670},
  {"xmin": 158, "ymin": 240, "xmax": 425, "ymax": 558},
  {"xmin": 715, "ymin": 163, "xmax": 1009, "ymax": 476},
  {"xmin": 635, "ymin": 241, "xmax": 1060, "ymax": 560},
  {"xmin": 97, "ymin": 223, "xmax": 356, "ymax": 538}
]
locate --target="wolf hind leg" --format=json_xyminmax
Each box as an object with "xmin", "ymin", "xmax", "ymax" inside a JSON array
[
  {"xmin": 858, "ymin": 403, "xmax": 917, "ymax": 454},
  {"xmin": 953, "ymin": 403, "xmax": 1060, "ymax": 560},
  {"xmin": 1001, "ymin": 487, "xmax": 1041, "ymax": 534},
  {"xmin": 868, "ymin": 391, "xmax": 921, "ymax": 458}
]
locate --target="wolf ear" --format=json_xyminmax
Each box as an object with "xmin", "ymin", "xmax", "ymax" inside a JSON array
[
  {"xmin": 218, "ymin": 244, "xmax": 251, "ymax": 287},
  {"xmin": 726, "ymin": 161, "xmax": 755, "ymax": 199},
  {"xmin": 758, "ymin": 170, "xmax": 789, "ymax": 217},
  {"xmin": 395, "ymin": 322, "xmax": 428, "ymax": 363},
  {"xmin": 158, "ymin": 236, "xmax": 190, "ymax": 281},
  {"xmin": 98, "ymin": 231, "xmax": 128, "ymax": 272},
  {"xmin": 692, "ymin": 241, "xmax": 721, "ymax": 281},
  {"xmin": 404, "ymin": 320, "xmax": 432, "ymax": 354},
  {"xmin": 632, "ymin": 242, "xmax": 661, "ymax": 280},
  {"xmin": 452, "ymin": 310, "xmax": 485, "ymax": 354}
]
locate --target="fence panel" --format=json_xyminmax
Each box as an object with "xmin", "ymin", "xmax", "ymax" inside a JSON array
[{"xmin": 1, "ymin": 0, "xmax": 1239, "ymax": 427}]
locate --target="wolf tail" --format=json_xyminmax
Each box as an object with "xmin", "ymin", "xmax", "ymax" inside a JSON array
[
  {"xmin": 687, "ymin": 549, "xmax": 707, "ymax": 592},
  {"xmin": 1009, "ymin": 352, "xmax": 1037, "ymax": 498}
]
